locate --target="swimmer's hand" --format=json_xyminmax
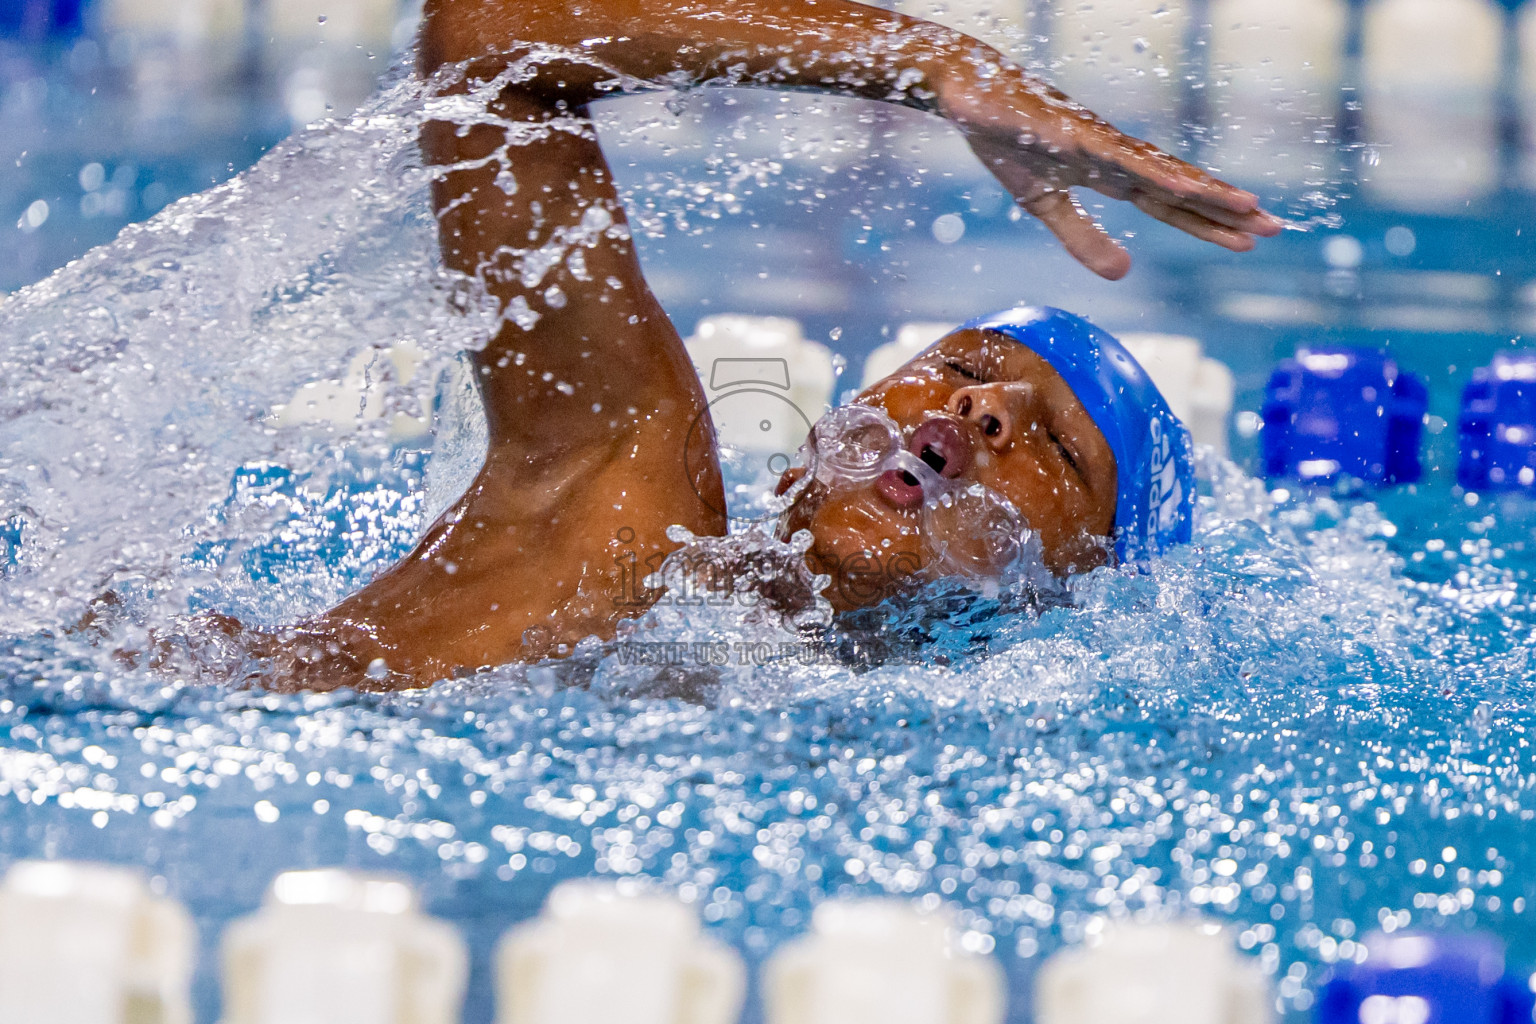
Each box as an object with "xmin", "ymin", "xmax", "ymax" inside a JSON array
[
  {"xmin": 939, "ymin": 77, "xmax": 1285, "ymax": 280},
  {"xmin": 131, "ymin": 613, "xmax": 406, "ymax": 693}
]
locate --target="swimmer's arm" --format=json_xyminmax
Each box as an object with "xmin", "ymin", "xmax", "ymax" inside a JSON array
[{"xmin": 423, "ymin": 0, "xmax": 1283, "ymax": 280}]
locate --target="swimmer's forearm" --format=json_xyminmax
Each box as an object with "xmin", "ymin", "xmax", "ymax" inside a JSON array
[
  {"xmin": 421, "ymin": 0, "xmax": 1060, "ymax": 123},
  {"xmin": 424, "ymin": 0, "xmax": 1278, "ymax": 283}
]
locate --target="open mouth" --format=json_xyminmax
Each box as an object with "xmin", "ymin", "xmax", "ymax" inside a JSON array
[{"xmin": 876, "ymin": 416, "xmax": 973, "ymax": 509}]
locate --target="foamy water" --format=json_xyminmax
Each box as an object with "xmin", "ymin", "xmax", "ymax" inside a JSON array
[{"xmin": 0, "ymin": 64, "xmax": 497, "ymax": 637}]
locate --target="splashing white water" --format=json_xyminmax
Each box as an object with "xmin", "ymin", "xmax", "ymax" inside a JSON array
[{"xmin": 0, "ymin": 64, "xmax": 502, "ymax": 635}]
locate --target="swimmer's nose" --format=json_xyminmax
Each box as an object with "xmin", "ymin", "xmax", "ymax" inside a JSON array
[{"xmin": 946, "ymin": 383, "xmax": 1030, "ymax": 453}]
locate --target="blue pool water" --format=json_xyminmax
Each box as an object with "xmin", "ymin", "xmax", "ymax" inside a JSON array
[
  {"xmin": 4, "ymin": 40, "xmax": 1536, "ymax": 1024},
  {"xmin": 5, "ymin": 451, "xmax": 1536, "ymax": 1023}
]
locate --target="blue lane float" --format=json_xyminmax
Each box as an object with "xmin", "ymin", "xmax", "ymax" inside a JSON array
[
  {"xmin": 1317, "ymin": 932, "xmax": 1536, "ymax": 1024},
  {"xmin": 0, "ymin": 0, "xmax": 86, "ymax": 39},
  {"xmin": 1458, "ymin": 351, "xmax": 1536, "ymax": 491},
  {"xmin": 1262, "ymin": 347, "xmax": 1428, "ymax": 486}
]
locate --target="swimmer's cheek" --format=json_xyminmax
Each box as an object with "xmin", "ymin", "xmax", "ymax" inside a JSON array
[
  {"xmin": 804, "ymin": 537, "xmax": 924, "ymax": 613},
  {"xmin": 1049, "ymin": 530, "xmax": 1113, "ymax": 576},
  {"xmin": 1031, "ymin": 493, "xmax": 1115, "ymax": 576}
]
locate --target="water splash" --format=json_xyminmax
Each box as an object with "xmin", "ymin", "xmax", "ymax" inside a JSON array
[
  {"xmin": 0, "ymin": 63, "xmax": 498, "ymax": 637},
  {"xmin": 2, "ymin": 443, "xmax": 1535, "ymax": 1020}
]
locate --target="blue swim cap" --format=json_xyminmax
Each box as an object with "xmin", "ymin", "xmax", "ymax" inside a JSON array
[{"xmin": 957, "ymin": 306, "xmax": 1194, "ymax": 560}]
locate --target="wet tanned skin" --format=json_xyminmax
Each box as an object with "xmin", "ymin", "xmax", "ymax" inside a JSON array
[
  {"xmin": 259, "ymin": 0, "xmax": 1281, "ymax": 690},
  {"xmin": 777, "ymin": 328, "xmax": 1118, "ymax": 611}
]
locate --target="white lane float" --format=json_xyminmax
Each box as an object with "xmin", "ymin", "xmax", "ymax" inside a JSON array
[
  {"xmin": 98, "ymin": 0, "xmax": 246, "ymax": 83},
  {"xmin": 222, "ymin": 869, "xmax": 467, "ymax": 1024},
  {"xmin": 1362, "ymin": 0, "xmax": 1501, "ymax": 207},
  {"xmin": 764, "ymin": 899, "xmax": 1006, "ymax": 1024},
  {"xmin": 266, "ymin": 0, "xmax": 398, "ymax": 51},
  {"xmin": 861, "ymin": 322, "xmax": 956, "ymax": 389},
  {"xmin": 1046, "ymin": 0, "xmax": 1187, "ymax": 126},
  {"xmin": 1118, "ymin": 332, "xmax": 1237, "ymax": 456},
  {"xmin": 0, "ymin": 859, "xmax": 195, "ymax": 1024},
  {"xmin": 683, "ymin": 314, "xmax": 837, "ymax": 456},
  {"xmin": 270, "ymin": 340, "xmax": 433, "ymax": 442},
  {"xmin": 495, "ymin": 880, "xmax": 745, "ymax": 1024},
  {"xmin": 1037, "ymin": 921, "xmax": 1274, "ymax": 1024},
  {"xmin": 891, "ymin": 0, "xmax": 1032, "ymax": 56},
  {"xmin": 1207, "ymin": 0, "xmax": 1348, "ymax": 187},
  {"xmin": 265, "ymin": 0, "xmax": 404, "ymax": 122}
]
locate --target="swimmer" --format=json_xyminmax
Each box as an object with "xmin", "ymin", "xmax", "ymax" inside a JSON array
[{"xmin": 230, "ymin": 0, "xmax": 1282, "ymax": 689}]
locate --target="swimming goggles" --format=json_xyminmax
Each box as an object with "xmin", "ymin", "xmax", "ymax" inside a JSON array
[{"xmin": 784, "ymin": 403, "xmax": 1042, "ymax": 583}]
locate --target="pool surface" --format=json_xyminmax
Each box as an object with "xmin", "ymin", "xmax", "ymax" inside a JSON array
[{"xmin": 4, "ymin": 452, "xmax": 1536, "ymax": 1022}]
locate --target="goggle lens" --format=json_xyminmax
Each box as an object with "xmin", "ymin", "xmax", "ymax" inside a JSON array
[
  {"xmin": 811, "ymin": 404, "xmax": 903, "ymax": 485},
  {"xmin": 921, "ymin": 484, "xmax": 1030, "ymax": 580},
  {"xmin": 796, "ymin": 405, "xmax": 1038, "ymax": 584}
]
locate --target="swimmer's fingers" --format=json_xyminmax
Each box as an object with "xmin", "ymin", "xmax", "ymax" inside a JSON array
[
  {"xmin": 965, "ymin": 78, "xmax": 1283, "ymax": 230},
  {"xmin": 1023, "ymin": 189, "xmax": 1132, "ymax": 281},
  {"xmin": 1130, "ymin": 192, "xmax": 1261, "ymax": 252},
  {"xmin": 1168, "ymin": 196, "xmax": 1285, "ymax": 237},
  {"xmin": 1077, "ymin": 128, "xmax": 1285, "ymax": 234},
  {"xmin": 1130, "ymin": 174, "xmax": 1285, "ymax": 237},
  {"xmin": 968, "ymin": 115, "xmax": 1277, "ymax": 273},
  {"xmin": 967, "ymin": 132, "xmax": 1131, "ymax": 278}
]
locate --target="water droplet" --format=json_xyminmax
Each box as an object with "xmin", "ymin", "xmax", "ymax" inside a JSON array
[
  {"xmin": 1384, "ymin": 226, "xmax": 1416, "ymax": 258},
  {"xmin": 17, "ymin": 199, "xmax": 48, "ymax": 232},
  {"xmin": 931, "ymin": 213, "xmax": 965, "ymax": 245},
  {"xmin": 1473, "ymin": 702, "xmax": 1493, "ymax": 737},
  {"xmin": 78, "ymin": 162, "xmax": 105, "ymax": 193},
  {"xmin": 1322, "ymin": 235, "xmax": 1363, "ymax": 270}
]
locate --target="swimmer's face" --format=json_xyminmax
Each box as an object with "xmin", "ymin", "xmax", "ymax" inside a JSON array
[{"xmin": 777, "ymin": 328, "xmax": 1118, "ymax": 610}]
